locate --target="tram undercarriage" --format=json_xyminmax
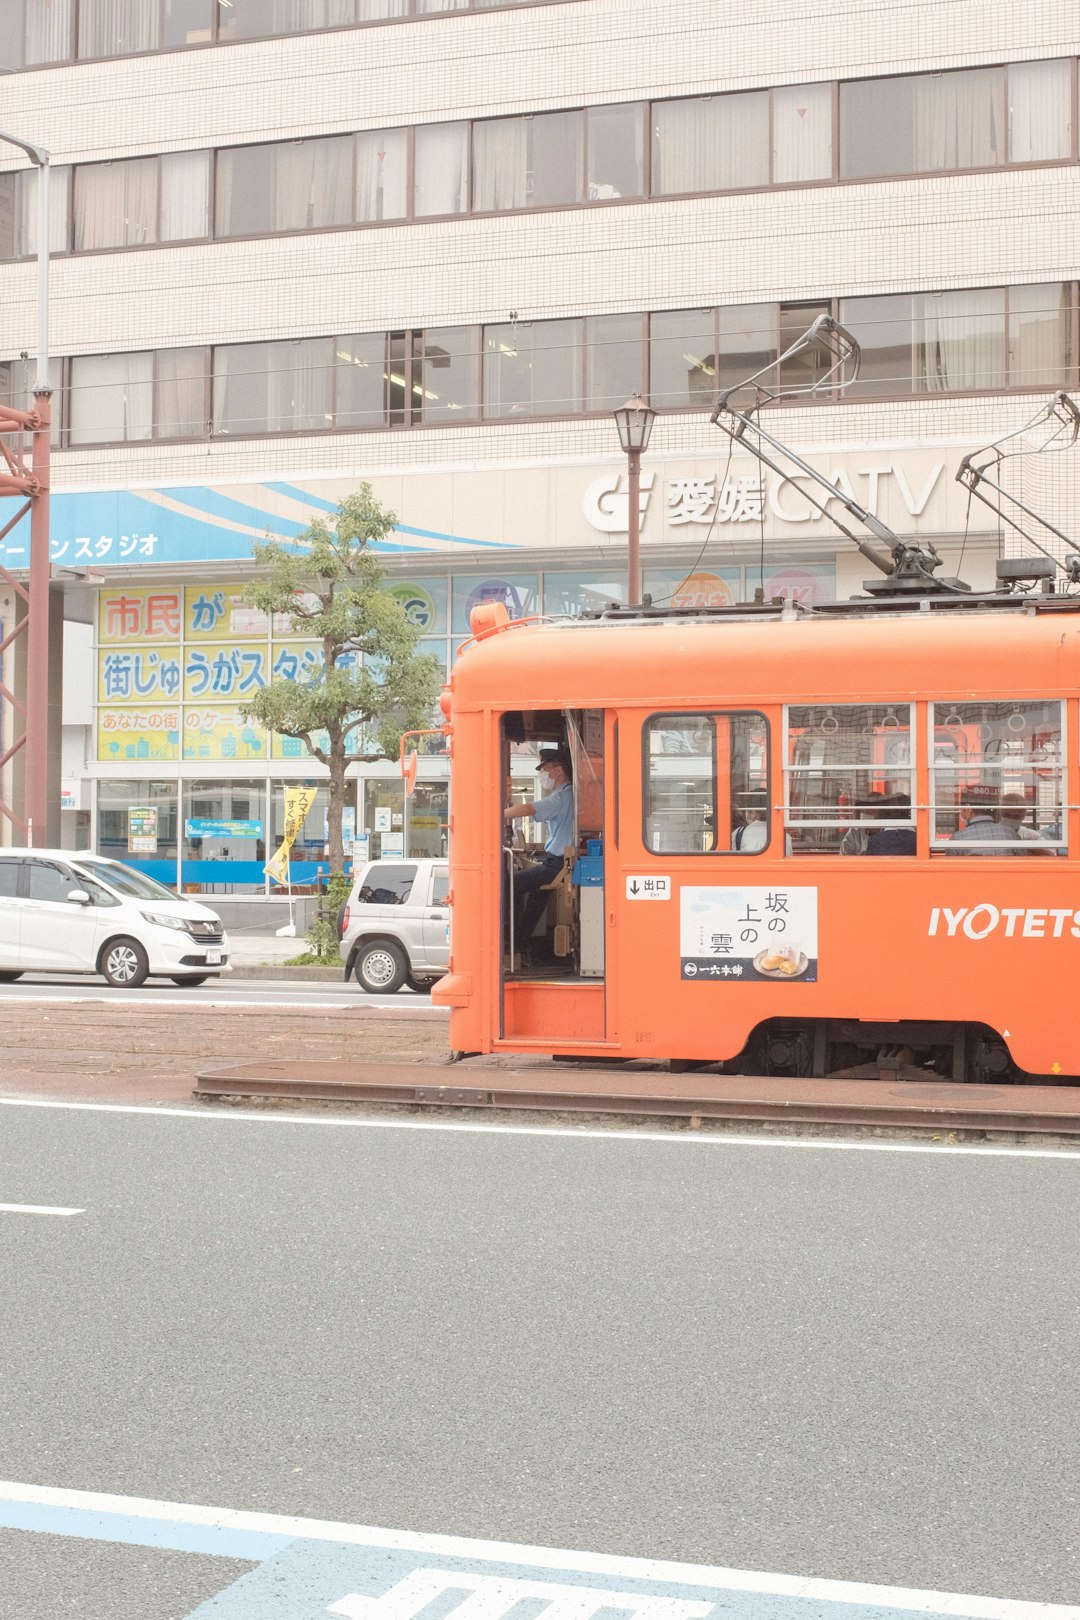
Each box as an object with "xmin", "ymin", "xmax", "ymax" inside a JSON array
[{"xmin": 734, "ymin": 1018, "xmax": 1063, "ymax": 1085}]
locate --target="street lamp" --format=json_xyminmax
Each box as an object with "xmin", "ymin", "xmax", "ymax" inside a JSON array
[
  {"xmin": 613, "ymin": 394, "xmax": 655, "ymax": 609},
  {"xmin": 0, "ymin": 130, "xmax": 51, "ymax": 845}
]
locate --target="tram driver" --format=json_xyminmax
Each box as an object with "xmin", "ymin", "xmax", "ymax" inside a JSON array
[{"xmin": 504, "ymin": 749, "xmax": 574, "ymax": 959}]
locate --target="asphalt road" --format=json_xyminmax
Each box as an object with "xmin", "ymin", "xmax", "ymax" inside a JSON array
[
  {"xmin": 0, "ymin": 976, "xmax": 436, "ymax": 1010},
  {"xmin": 1, "ymin": 1104, "xmax": 1078, "ymax": 1616}
]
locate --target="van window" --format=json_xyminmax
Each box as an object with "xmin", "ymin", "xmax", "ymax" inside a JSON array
[
  {"xmin": 0, "ymin": 860, "xmax": 22, "ymax": 898},
  {"xmin": 357, "ymin": 863, "xmax": 418, "ymax": 905},
  {"xmin": 644, "ymin": 712, "xmax": 769, "ymax": 854},
  {"xmin": 785, "ymin": 704, "xmax": 915, "ymax": 855},
  {"xmin": 431, "ymin": 868, "xmax": 449, "ymax": 906}
]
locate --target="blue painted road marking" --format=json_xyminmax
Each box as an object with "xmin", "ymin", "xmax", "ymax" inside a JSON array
[{"xmin": 0, "ymin": 1481, "xmax": 1076, "ymax": 1620}]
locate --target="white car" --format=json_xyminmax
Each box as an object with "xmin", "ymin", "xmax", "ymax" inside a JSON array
[{"xmin": 0, "ymin": 849, "xmax": 229, "ymax": 988}]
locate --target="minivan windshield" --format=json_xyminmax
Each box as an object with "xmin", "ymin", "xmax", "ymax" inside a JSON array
[{"xmin": 73, "ymin": 858, "xmax": 180, "ymax": 903}]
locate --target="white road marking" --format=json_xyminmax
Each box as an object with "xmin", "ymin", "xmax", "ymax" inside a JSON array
[
  {"xmin": 0, "ymin": 1480, "xmax": 1075, "ymax": 1619},
  {"xmin": 0, "ymin": 1203, "xmax": 84, "ymax": 1216},
  {"xmin": 0, "ymin": 1095, "xmax": 1077, "ymax": 1158}
]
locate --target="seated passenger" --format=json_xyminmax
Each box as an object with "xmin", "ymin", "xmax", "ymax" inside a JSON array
[
  {"xmin": 945, "ymin": 792, "xmax": 1021, "ymax": 854},
  {"xmin": 865, "ymin": 794, "xmax": 916, "ymax": 856},
  {"xmin": 839, "ymin": 791, "xmax": 885, "ymax": 855},
  {"xmin": 732, "ymin": 796, "xmax": 768, "ymax": 852},
  {"xmin": 998, "ymin": 793, "xmax": 1052, "ymax": 854}
]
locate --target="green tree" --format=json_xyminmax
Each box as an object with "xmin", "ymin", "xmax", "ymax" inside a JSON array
[{"xmin": 238, "ymin": 486, "xmax": 441, "ymax": 874}]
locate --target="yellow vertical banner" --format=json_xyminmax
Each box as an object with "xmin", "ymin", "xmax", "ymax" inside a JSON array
[{"xmin": 265, "ymin": 785, "xmax": 318, "ymax": 886}]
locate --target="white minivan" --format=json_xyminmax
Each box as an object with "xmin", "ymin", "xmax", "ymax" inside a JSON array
[{"xmin": 0, "ymin": 849, "xmax": 229, "ymax": 988}]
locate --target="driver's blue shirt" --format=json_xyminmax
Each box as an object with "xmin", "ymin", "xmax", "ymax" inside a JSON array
[{"xmin": 532, "ymin": 782, "xmax": 575, "ymax": 857}]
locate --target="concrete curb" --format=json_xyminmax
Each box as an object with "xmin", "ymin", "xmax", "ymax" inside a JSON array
[{"xmin": 228, "ymin": 963, "xmax": 346, "ymax": 982}]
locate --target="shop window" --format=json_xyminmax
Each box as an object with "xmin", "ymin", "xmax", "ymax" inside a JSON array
[
  {"xmin": 451, "ymin": 573, "xmax": 539, "ymax": 633},
  {"xmin": 361, "ymin": 780, "xmax": 405, "ymax": 861},
  {"xmin": 97, "ymin": 780, "xmax": 179, "ymax": 866},
  {"xmin": 648, "ymin": 309, "xmax": 717, "ymax": 408},
  {"xmin": 414, "ymin": 123, "xmax": 469, "ymax": 217},
  {"xmin": 644, "ymin": 712, "xmax": 769, "ymax": 855},
  {"xmin": 651, "ymin": 92, "xmax": 769, "ymax": 197},
  {"xmin": 772, "ymin": 82, "xmax": 833, "ymax": 183},
  {"xmin": 543, "ymin": 570, "xmax": 626, "ymax": 617},
  {"xmin": 785, "ymin": 704, "xmax": 915, "ymax": 855},
  {"xmin": 931, "ymin": 701, "xmax": 1065, "ymax": 853},
  {"xmin": 271, "ymin": 784, "xmax": 333, "ymax": 869},
  {"xmin": 356, "ymin": 128, "xmax": 409, "ymax": 222},
  {"xmin": 408, "ymin": 782, "xmax": 448, "ymax": 857},
  {"xmin": 587, "ymin": 103, "xmax": 644, "ymax": 200},
  {"xmin": 183, "ymin": 782, "xmax": 266, "ymax": 866},
  {"xmin": 482, "ymin": 318, "xmax": 583, "ymax": 417}
]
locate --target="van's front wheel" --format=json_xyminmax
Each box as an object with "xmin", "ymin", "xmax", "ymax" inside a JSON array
[
  {"xmin": 101, "ymin": 937, "xmax": 150, "ymax": 989},
  {"xmin": 354, "ymin": 940, "xmax": 407, "ymax": 994}
]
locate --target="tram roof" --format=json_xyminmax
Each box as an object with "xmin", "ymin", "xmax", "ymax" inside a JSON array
[{"xmin": 451, "ymin": 598, "xmax": 1080, "ymax": 709}]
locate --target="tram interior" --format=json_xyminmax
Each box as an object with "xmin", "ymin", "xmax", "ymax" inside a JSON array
[{"xmin": 502, "ymin": 709, "xmax": 605, "ymax": 982}]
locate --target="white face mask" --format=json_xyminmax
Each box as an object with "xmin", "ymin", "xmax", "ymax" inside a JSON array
[{"xmin": 538, "ymin": 772, "xmax": 555, "ymax": 794}]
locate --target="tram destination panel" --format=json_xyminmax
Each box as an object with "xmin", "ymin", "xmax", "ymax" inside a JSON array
[{"xmin": 681, "ymin": 886, "xmax": 819, "ymax": 982}]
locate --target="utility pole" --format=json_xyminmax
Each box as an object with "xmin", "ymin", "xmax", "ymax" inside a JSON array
[{"xmin": 0, "ymin": 132, "xmax": 51, "ymax": 846}]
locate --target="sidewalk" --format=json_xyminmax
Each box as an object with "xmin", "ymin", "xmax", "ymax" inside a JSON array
[{"xmin": 226, "ymin": 933, "xmax": 344, "ymax": 981}]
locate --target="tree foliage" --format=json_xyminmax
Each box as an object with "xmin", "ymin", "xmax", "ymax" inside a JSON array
[{"xmin": 238, "ymin": 486, "xmax": 441, "ymax": 874}]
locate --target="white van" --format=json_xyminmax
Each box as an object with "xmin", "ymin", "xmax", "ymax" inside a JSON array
[{"xmin": 0, "ymin": 849, "xmax": 229, "ymax": 988}]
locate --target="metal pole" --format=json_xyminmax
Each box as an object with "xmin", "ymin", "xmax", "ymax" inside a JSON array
[
  {"xmin": 627, "ymin": 445, "xmax": 642, "ymax": 608},
  {"xmin": 0, "ymin": 134, "xmax": 51, "ymax": 845}
]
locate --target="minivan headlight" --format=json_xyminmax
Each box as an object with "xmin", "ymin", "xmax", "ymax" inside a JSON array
[{"xmin": 141, "ymin": 910, "xmax": 188, "ymax": 932}]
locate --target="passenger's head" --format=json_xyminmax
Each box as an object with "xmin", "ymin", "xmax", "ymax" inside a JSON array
[
  {"xmin": 740, "ymin": 793, "xmax": 767, "ymax": 824},
  {"xmin": 886, "ymin": 793, "xmax": 912, "ymax": 821},
  {"xmin": 998, "ymin": 793, "xmax": 1029, "ymax": 826},
  {"xmin": 961, "ymin": 790, "xmax": 994, "ymax": 820},
  {"xmin": 859, "ymin": 791, "xmax": 885, "ymax": 819}
]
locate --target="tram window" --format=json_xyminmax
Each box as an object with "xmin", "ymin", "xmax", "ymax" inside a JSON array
[
  {"xmin": 930, "ymin": 701, "xmax": 1065, "ymax": 853},
  {"xmin": 785, "ymin": 704, "xmax": 915, "ymax": 855},
  {"xmin": 644, "ymin": 712, "xmax": 768, "ymax": 855}
]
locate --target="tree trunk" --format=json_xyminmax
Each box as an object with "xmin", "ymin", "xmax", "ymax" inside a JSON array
[{"xmin": 326, "ymin": 741, "xmax": 348, "ymax": 875}]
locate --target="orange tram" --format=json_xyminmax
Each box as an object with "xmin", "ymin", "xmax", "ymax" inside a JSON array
[{"xmin": 431, "ymin": 595, "xmax": 1080, "ymax": 1083}]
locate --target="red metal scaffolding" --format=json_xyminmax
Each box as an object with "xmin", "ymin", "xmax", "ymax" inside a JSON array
[{"xmin": 0, "ymin": 393, "xmax": 52, "ymax": 844}]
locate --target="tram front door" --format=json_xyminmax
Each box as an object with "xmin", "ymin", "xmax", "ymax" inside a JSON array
[{"xmin": 499, "ymin": 709, "xmax": 610, "ymax": 1050}]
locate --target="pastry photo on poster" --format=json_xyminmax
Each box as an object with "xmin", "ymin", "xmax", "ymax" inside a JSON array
[{"xmin": 680, "ymin": 887, "xmax": 818, "ymax": 981}]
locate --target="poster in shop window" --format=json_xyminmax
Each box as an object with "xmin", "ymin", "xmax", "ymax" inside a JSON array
[{"xmin": 680, "ymin": 886, "xmax": 818, "ymax": 982}]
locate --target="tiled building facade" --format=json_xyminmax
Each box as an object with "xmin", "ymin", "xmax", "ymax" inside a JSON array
[{"xmin": 1, "ymin": 0, "xmax": 1078, "ymax": 884}]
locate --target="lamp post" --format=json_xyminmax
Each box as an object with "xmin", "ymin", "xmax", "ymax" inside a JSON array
[
  {"xmin": 0, "ymin": 131, "xmax": 51, "ymax": 846},
  {"xmin": 612, "ymin": 394, "xmax": 655, "ymax": 609}
]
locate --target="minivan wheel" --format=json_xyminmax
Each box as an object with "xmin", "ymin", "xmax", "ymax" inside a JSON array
[
  {"xmin": 406, "ymin": 973, "xmax": 435, "ymax": 995},
  {"xmin": 354, "ymin": 940, "xmax": 407, "ymax": 994},
  {"xmin": 101, "ymin": 937, "xmax": 150, "ymax": 989}
]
